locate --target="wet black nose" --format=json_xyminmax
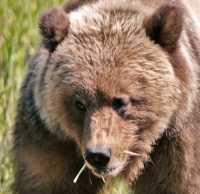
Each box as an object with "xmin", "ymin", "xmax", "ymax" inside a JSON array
[{"xmin": 85, "ymin": 147, "xmax": 111, "ymax": 170}]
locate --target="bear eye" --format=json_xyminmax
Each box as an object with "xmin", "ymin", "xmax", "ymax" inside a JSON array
[
  {"xmin": 112, "ymin": 97, "xmax": 129, "ymax": 111},
  {"xmin": 75, "ymin": 100, "xmax": 86, "ymax": 112}
]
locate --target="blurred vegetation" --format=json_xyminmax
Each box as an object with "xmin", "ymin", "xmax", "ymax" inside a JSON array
[
  {"xmin": 0, "ymin": 0, "xmax": 65, "ymax": 193},
  {"xmin": 0, "ymin": 0, "xmax": 132, "ymax": 193}
]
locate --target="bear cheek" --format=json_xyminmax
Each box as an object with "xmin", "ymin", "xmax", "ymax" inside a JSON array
[
  {"xmin": 62, "ymin": 105, "xmax": 86, "ymax": 145},
  {"xmin": 44, "ymin": 86, "xmax": 83, "ymax": 143}
]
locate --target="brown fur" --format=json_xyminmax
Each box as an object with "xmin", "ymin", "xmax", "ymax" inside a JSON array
[{"xmin": 13, "ymin": 0, "xmax": 200, "ymax": 194}]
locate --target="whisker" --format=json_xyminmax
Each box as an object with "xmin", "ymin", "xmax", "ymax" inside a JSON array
[{"xmin": 123, "ymin": 150, "xmax": 142, "ymax": 157}]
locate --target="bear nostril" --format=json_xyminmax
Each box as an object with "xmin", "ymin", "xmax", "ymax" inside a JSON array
[{"xmin": 85, "ymin": 148, "xmax": 111, "ymax": 170}]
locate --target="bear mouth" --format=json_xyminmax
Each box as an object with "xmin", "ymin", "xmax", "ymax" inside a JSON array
[{"xmin": 86, "ymin": 161, "xmax": 125, "ymax": 178}]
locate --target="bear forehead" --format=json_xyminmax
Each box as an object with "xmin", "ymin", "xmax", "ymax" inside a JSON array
[
  {"xmin": 56, "ymin": 2, "xmax": 173, "ymax": 75},
  {"xmin": 69, "ymin": 7, "xmax": 142, "ymax": 34},
  {"xmin": 51, "ymin": 1, "xmax": 176, "ymax": 96},
  {"xmin": 53, "ymin": 46, "xmax": 175, "ymax": 100},
  {"xmin": 55, "ymin": 34, "xmax": 174, "ymax": 92}
]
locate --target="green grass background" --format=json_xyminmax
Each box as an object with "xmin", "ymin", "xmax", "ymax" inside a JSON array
[
  {"xmin": 0, "ymin": 1, "xmax": 66, "ymax": 193},
  {"xmin": 0, "ymin": 0, "xmax": 132, "ymax": 193}
]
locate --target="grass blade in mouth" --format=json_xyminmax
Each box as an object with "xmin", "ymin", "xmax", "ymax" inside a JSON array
[
  {"xmin": 73, "ymin": 163, "xmax": 87, "ymax": 183},
  {"xmin": 123, "ymin": 150, "xmax": 142, "ymax": 157},
  {"xmin": 101, "ymin": 175, "xmax": 106, "ymax": 183}
]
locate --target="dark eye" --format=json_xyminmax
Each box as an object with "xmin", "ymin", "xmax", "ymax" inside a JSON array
[
  {"xmin": 75, "ymin": 100, "xmax": 86, "ymax": 112},
  {"xmin": 112, "ymin": 97, "xmax": 129, "ymax": 110}
]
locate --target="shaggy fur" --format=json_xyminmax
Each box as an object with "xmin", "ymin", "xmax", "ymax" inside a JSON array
[{"xmin": 13, "ymin": 0, "xmax": 200, "ymax": 194}]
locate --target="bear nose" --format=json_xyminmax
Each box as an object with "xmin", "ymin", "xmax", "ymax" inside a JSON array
[{"xmin": 85, "ymin": 147, "xmax": 111, "ymax": 170}]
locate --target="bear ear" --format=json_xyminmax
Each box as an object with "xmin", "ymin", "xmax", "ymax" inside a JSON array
[
  {"xmin": 39, "ymin": 8, "xmax": 69, "ymax": 52},
  {"xmin": 144, "ymin": 3, "xmax": 183, "ymax": 52}
]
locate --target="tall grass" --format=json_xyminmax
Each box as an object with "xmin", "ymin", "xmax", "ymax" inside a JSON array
[
  {"xmin": 0, "ymin": 1, "xmax": 131, "ymax": 193},
  {"xmin": 0, "ymin": 0, "xmax": 65, "ymax": 192}
]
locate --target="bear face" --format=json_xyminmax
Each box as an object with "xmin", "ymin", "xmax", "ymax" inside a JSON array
[{"xmin": 37, "ymin": 1, "xmax": 183, "ymax": 181}]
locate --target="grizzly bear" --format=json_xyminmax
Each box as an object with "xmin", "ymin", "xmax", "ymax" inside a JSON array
[{"xmin": 13, "ymin": 0, "xmax": 200, "ymax": 194}]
